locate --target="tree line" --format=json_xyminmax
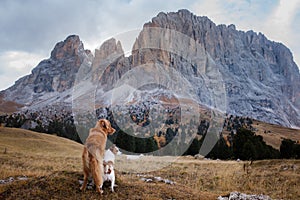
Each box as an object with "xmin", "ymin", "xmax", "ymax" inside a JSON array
[
  {"xmin": 0, "ymin": 112, "xmax": 81, "ymax": 143},
  {"xmin": 186, "ymin": 128, "xmax": 300, "ymax": 160},
  {"xmin": 1, "ymin": 112, "xmax": 299, "ymax": 159}
]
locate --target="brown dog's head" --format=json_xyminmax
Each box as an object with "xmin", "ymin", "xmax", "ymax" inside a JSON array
[{"xmin": 96, "ymin": 119, "xmax": 115, "ymax": 135}]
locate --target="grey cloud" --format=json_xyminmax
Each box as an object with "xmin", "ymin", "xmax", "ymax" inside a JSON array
[
  {"xmin": 0, "ymin": 0, "xmax": 195, "ymax": 55},
  {"xmin": 0, "ymin": 0, "xmax": 102, "ymax": 54}
]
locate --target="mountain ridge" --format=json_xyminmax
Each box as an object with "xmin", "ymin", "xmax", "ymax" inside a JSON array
[
  {"xmin": 143, "ymin": 9, "xmax": 300, "ymax": 127},
  {"xmin": 1, "ymin": 9, "xmax": 300, "ymax": 128}
]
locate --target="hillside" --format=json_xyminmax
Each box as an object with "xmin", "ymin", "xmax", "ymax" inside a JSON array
[
  {"xmin": 0, "ymin": 127, "xmax": 211, "ymax": 199},
  {"xmin": 253, "ymin": 120, "xmax": 300, "ymax": 149},
  {"xmin": 221, "ymin": 116, "xmax": 300, "ymax": 150},
  {"xmin": 0, "ymin": 127, "xmax": 300, "ymax": 199},
  {"xmin": 0, "ymin": 94, "xmax": 23, "ymax": 114},
  {"xmin": 0, "ymin": 127, "xmax": 82, "ymax": 178}
]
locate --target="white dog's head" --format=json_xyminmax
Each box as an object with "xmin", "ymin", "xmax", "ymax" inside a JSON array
[
  {"xmin": 110, "ymin": 144, "xmax": 122, "ymax": 155},
  {"xmin": 104, "ymin": 162, "xmax": 114, "ymax": 174}
]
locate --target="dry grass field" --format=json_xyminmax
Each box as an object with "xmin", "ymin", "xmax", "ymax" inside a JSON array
[
  {"xmin": 0, "ymin": 94, "xmax": 23, "ymax": 114},
  {"xmin": 253, "ymin": 120, "xmax": 300, "ymax": 149},
  {"xmin": 0, "ymin": 127, "xmax": 299, "ymax": 199}
]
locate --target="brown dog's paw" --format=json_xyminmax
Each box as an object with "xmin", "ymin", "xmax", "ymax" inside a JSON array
[
  {"xmin": 80, "ymin": 187, "xmax": 85, "ymax": 192},
  {"xmin": 96, "ymin": 187, "xmax": 104, "ymax": 194}
]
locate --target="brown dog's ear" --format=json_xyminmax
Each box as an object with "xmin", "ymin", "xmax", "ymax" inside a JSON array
[
  {"xmin": 99, "ymin": 119, "xmax": 107, "ymax": 129},
  {"xmin": 104, "ymin": 119, "xmax": 112, "ymax": 130}
]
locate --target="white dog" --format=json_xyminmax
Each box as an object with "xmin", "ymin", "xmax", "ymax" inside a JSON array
[
  {"xmin": 104, "ymin": 144, "xmax": 122, "ymax": 164},
  {"xmin": 103, "ymin": 144, "xmax": 121, "ymax": 192}
]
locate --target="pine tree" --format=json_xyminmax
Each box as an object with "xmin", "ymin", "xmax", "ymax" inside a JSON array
[
  {"xmin": 185, "ymin": 138, "xmax": 201, "ymax": 156},
  {"xmin": 280, "ymin": 139, "xmax": 295, "ymax": 159},
  {"xmin": 115, "ymin": 130, "xmax": 136, "ymax": 153}
]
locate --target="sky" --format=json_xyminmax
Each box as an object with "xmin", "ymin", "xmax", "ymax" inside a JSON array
[{"xmin": 0, "ymin": 0, "xmax": 300, "ymax": 91}]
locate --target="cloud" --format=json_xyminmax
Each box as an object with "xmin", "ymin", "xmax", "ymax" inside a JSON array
[
  {"xmin": 192, "ymin": 0, "xmax": 278, "ymax": 31},
  {"xmin": 0, "ymin": 51, "xmax": 45, "ymax": 90},
  {"xmin": 263, "ymin": 0, "xmax": 300, "ymax": 41},
  {"xmin": 83, "ymin": 0, "xmax": 198, "ymax": 50},
  {"xmin": 262, "ymin": 0, "xmax": 300, "ymax": 66},
  {"xmin": 0, "ymin": 0, "xmax": 100, "ymax": 54},
  {"xmin": 0, "ymin": 0, "xmax": 196, "ymax": 54}
]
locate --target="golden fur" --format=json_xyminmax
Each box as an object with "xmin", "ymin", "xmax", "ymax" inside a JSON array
[{"xmin": 80, "ymin": 119, "xmax": 115, "ymax": 193}]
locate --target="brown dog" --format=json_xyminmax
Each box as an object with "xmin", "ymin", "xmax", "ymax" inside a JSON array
[{"xmin": 80, "ymin": 119, "xmax": 115, "ymax": 193}]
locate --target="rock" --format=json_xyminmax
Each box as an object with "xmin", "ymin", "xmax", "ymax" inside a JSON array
[
  {"xmin": 194, "ymin": 154, "xmax": 204, "ymax": 160},
  {"xmin": 78, "ymin": 179, "xmax": 94, "ymax": 190},
  {"xmin": 0, "ymin": 176, "xmax": 28, "ymax": 184},
  {"xmin": 17, "ymin": 176, "xmax": 28, "ymax": 181},
  {"xmin": 139, "ymin": 175, "xmax": 175, "ymax": 185},
  {"xmin": 92, "ymin": 38, "xmax": 130, "ymax": 91},
  {"xmin": 218, "ymin": 191, "xmax": 272, "ymax": 200},
  {"xmin": 140, "ymin": 177, "xmax": 153, "ymax": 182},
  {"xmin": 154, "ymin": 176, "xmax": 163, "ymax": 182},
  {"xmin": 87, "ymin": 186, "xmax": 93, "ymax": 190},
  {"xmin": 51, "ymin": 35, "xmax": 83, "ymax": 60},
  {"xmin": 8, "ymin": 177, "xmax": 14, "ymax": 182},
  {"xmin": 126, "ymin": 154, "xmax": 144, "ymax": 160},
  {"xmin": 164, "ymin": 179, "xmax": 175, "ymax": 185}
]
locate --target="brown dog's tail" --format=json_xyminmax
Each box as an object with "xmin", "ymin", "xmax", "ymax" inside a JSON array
[
  {"xmin": 86, "ymin": 144, "xmax": 103, "ymax": 163},
  {"xmin": 89, "ymin": 152, "xmax": 103, "ymax": 169}
]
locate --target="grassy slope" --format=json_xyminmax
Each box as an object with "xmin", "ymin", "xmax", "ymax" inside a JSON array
[
  {"xmin": 0, "ymin": 127, "xmax": 300, "ymax": 199},
  {"xmin": 0, "ymin": 127, "xmax": 213, "ymax": 200},
  {"xmin": 252, "ymin": 120, "xmax": 300, "ymax": 149},
  {"xmin": 0, "ymin": 94, "xmax": 23, "ymax": 114},
  {"xmin": 0, "ymin": 127, "xmax": 82, "ymax": 178},
  {"xmin": 222, "ymin": 119, "xmax": 300, "ymax": 150}
]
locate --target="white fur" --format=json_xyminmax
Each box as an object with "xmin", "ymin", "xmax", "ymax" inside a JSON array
[
  {"xmin": 102, "ymin": 164, "xmax": 115, "ymax": 192},
  {"xmin": 104, "ymin": 149, "xmax": 118, "ymax": 163},
  {"xmin": 102, "ymin": 146, "xmax": 121, "ymax": 192}
]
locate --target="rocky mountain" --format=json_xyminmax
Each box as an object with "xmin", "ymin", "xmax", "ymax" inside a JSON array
[
  {"xmin": 0, "ymin": 35, "xmax": 92, "ymax": 110},
  {"xmin": 1, "ymin": 9, "xmax": 300, "ymax": 129},
  {"xmin": 136, "ymin": 9, "xmax": 300, "ymax": 127},
  {"xmin": 93, "ymin": 9, "xmax": 300, "ymax": 128}
]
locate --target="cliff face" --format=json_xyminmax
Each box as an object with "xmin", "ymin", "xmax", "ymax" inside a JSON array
[
  {"xmin": 92, "ymin": 38, "xmax": 131, "ymax": 91},
  {"xmin": 129, "ymin": 9, "xmax": 300, "ymax": 127}
]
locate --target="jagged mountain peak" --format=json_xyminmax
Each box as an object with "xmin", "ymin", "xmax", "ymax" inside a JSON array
[
  {"xmin": 50, "ymin": 35, "xmax": 84, "ymax": 60},
  {"xmin": 1, "ymin": 35, "xmax": 91, "ymax": 108},
  {"xmin": 95, "ymin": 38, "xmax": 124, "ymax": 61}
]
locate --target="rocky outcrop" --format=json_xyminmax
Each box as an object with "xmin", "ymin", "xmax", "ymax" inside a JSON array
[
  {"xmin": 218, "ymin": 191, "xmax": 272, "ymax": 200},
  {"xmin": 92, "ymin": 38, "xmax": 131, "ymax": 91},
  {"xmin": 1, "ymin": 35, "xmax": 92, "ymax": 108}
]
